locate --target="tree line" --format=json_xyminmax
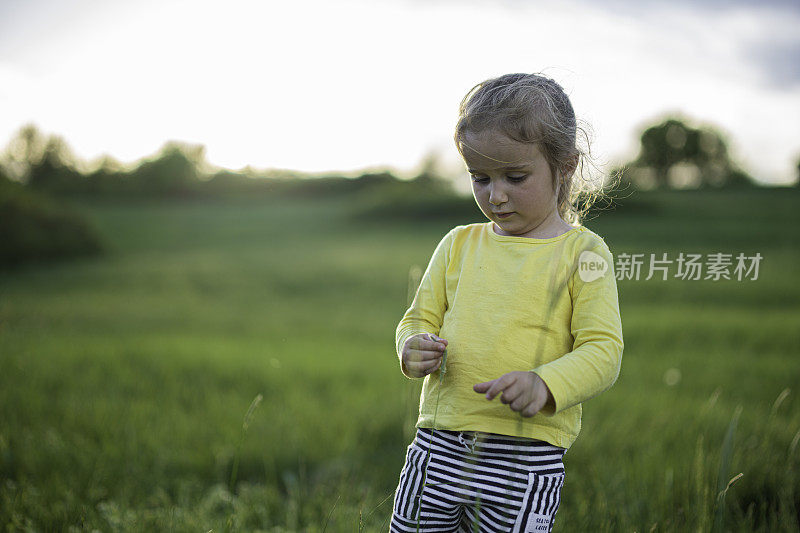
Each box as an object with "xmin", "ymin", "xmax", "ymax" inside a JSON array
[
  {"xmin": 0, "ymin": 125, "xmax": 424, "ymax": 199},
  {"xmin": 1, "ymin": 117, "xmax": 786, "ymax": 269},
  {"xmin": 1, "ymin": 118, "xmax": 776, "ymax": 199}
]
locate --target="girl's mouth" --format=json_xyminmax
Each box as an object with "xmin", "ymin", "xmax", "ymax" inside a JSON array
[{"xmin": 495, "ymin": 212, "xmax": 513, "ymax": 219}]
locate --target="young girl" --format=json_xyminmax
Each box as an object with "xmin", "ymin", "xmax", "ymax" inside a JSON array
[{"xmin": 390, "ymin": 73, "xmax": 624, "ymax": 532}]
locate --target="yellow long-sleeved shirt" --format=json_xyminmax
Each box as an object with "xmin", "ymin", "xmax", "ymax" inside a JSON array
[{"xmin": 396, "ymin": 222, "xmax": 623, "ymax": 450}]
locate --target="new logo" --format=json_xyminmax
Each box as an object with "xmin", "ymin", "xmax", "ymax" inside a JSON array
[{"xmin": 578, "ymin": 250, "xmax": 608, "ymax": 282}]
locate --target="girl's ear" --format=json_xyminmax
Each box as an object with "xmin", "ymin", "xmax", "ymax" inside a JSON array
[{"xmin": 562, "ymin": 154, "xmax": 579, "ymax": 179}]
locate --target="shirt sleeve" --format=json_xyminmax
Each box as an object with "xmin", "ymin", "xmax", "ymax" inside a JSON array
[
  {"xmin": 395, "ymin": 229, "xmax": 453, "ymax": 372},
  {"xmin": 532, "ymin": 239, "xmax": 624, "ymax": 416}
]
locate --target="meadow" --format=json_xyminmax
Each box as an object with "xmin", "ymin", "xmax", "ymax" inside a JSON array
[{"xmin": 0, "ymin": 187, "xmax": 798, "ymax": 532}]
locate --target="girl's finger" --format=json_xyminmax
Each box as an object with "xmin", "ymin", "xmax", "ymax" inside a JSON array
[
  {"xmin": 502, "ymin": 388, "xmax": 522, "ymax": 405},
  {"xmin": 473, "ymin": 379, "xmax": 495, "ymax": 393},
  {"xmin": 490, "ymin": 373, "xmax": 518, "ymax": 400},
  {"xmin": 521, "ymin": 403, "xmax": 541, "ymax": 418},
  {"xmin": 424, "ymin": 357, "xmax": 442, "ymax": 369},
  {"xmin": 403, "ymin": 362, "xmax": 426, "ymax": 377},
  {"xmin": 409, "ymin": 349, "xmax": 444, "ymax": 362},
  {"xmin": 500, "ymin": 379, "xmax": 525, "ymax": 404},
  {"xmin": 409, "ymin": 338, "xmax": 445, "ymax": 353},
  {"xmin": 409, "ymin": 357, "xmax": 441, "ymax": 372},
  {"xmin": 418, "ymin": 338, "xmax": 447, "ymax": 352},
  {"xmin": 509, "ymin": 396, "xmax": 528, "ymax": 411},
  {"xmin": 424, "ymin": 358, "xmax": 442, "ymax": 375},
  {"xmin": 426, "ymin": 334, "xmax": 448, "ymax": 346}
]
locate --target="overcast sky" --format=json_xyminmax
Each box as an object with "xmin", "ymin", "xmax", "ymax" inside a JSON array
[{"xmin": 1, "ymin": 0, "xmax": 799, "ymax": 184}]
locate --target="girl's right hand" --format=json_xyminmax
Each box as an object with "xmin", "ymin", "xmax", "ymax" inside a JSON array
[{"xmin": 401, "ymin": 333, "xmax": 448, "ymax": 378}]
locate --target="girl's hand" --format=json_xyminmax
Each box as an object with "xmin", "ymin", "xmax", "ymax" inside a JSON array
[
  {"xmin": 473, "ymin": 371, "xmax": 554, "ymax": 417},
  {"xmin": 401, "ymin": 333, "xmax": 447, "ymax": 378}
]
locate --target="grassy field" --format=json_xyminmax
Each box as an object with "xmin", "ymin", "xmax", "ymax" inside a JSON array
[{"xmin": 1, "ymin": 188, "xmax": 798, "ymax": 531}]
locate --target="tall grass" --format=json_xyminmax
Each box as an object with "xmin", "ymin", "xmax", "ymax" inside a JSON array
[{"xmin": 0, "ymin": 189, "xmax": 798, "ymax": 531}]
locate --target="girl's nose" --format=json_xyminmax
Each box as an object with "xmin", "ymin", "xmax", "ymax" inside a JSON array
[{"xmin": 488, "ymin": 183, "xmax": 507, "ymax": 206}]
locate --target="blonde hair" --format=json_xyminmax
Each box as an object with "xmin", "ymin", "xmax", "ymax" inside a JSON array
[{"xmin": 454, "ymin": 73, "xmax": 600, "ymax": 225}]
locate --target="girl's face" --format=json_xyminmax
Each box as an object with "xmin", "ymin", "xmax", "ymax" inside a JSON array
[{"xmin": 460, "ymin": 129, "xmax": 568, "ymax": 239}]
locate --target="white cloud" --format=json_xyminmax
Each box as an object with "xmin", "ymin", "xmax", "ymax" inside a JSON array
[{"xmin": 0, "ymin": 0, "xmax": 797, "ymax": 183}]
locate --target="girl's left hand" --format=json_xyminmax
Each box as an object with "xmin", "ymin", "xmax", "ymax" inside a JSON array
[{"xmin": 473, "ymin": 371, "xmax": 554, "ymax": 417}]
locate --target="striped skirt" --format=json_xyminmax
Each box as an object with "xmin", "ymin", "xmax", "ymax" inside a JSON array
[{"xmin": 390, "ymin": 427, "xmax": 566, "ymax": 533}]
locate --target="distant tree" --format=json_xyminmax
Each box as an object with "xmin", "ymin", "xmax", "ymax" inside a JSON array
[
  {"xmin": 0, "ymin": 125, "xmax": 88, "ymax": 194},
  {"xmin": 1, "ymin": 124, "xmax": 47, "ymax": 182},
  {"xmin": 27, "ymin": 135, "xmax": 83, "ymax": 193},
  {"xmin": 796, "ymin": 156, "xmax": 800, "ymax": 187},
  {"xmin": 79, "ymin": 156, "xmax": 127, "ymax": 195},
  {"xmin": 128, "ymin": 142, "xmax": 206, "ymax": 196},
  {"xmin": 0, "ymin": 164, "xmax": 11, "ymax": 186},
  {"xmin": 411, "ymin": 149, "xmax": 453, "ymax": 193},
  {"xmin": 354, "ymin": 171, "xmax": 400, "ymax": 189},
  {"xmin": 622, "ymin": 118, "xmax": 755, "ymax": 190}
]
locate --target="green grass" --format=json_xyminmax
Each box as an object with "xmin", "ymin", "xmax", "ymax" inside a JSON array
[{"xmin": 1, "ymin": 189, "xmax": 799, "ymax": 531}]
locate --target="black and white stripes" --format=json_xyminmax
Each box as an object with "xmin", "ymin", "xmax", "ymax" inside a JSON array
[{"xmin": 391, "ymin": 427, "xmax": 566, "ymax": 532}]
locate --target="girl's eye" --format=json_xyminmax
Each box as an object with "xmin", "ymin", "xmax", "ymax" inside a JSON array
[
  {"xmin": 470, "ymin": 175, "xmax": 489, "ymax": 183},
  {"xmin": 507, "ymin": 174, "xmax": 528, "ymax": 182}
]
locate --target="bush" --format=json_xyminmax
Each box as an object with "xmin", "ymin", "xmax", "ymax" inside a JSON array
[
  {"xmin": 0, "ymin": 174, "xmax": 105, "ymax": 268},
  {"xmin": 351, "ymin": 185, "xmax": 483, "ymax": 223}
]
